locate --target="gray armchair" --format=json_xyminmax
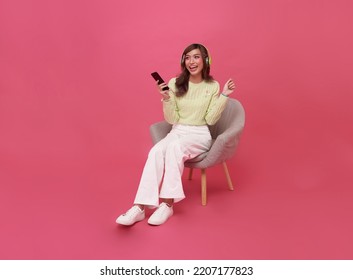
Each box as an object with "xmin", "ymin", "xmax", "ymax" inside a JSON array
[{"xmin": 149, "ymin": 98, "xmax": 245, "ymax": 205}]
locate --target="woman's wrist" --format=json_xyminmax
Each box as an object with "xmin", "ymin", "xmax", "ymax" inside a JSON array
[{"xmin": 221, "ymin": 92, "xmax": 229, "ymax": 97}]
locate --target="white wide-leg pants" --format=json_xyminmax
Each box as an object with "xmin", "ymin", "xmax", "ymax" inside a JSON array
[{"xmin": 134, "ymin": 124, "xmax": 212, "ymax": 207}]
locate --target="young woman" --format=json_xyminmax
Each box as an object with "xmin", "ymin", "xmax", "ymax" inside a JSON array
[{"xmin": 116, "ymin": 43, "xmax": 235, "ymax": 226}]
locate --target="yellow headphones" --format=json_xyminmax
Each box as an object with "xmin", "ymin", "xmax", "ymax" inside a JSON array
[{"xmin": 180, "ymin": 43, "xmax": 212, "ymax": 66}]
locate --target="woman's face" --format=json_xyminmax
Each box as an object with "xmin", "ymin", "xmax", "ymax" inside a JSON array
[{"xmin": 184, "ymin": 48, "xmax": 204, "ymax": 78}]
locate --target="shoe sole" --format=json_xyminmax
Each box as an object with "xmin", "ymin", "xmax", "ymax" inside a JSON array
[
  {"xmin": 116, "ymin": 215, "xmax": 145, "ymax": 226},
  {"xmin": 147, "ymin": 211, "xmax": 173, "ymax": 226}
]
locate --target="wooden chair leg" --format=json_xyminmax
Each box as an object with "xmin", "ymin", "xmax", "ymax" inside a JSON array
[
  {"xmin": 222, "ymin": 162, "xmax": 234, "ymax": 191},
  {"xmin": 201, "ymin": 168, "xmax": 207, "ymax": 206},
  {"xmin": 188, "ymin": 168, "xmax": 193, "ymax": 180}
]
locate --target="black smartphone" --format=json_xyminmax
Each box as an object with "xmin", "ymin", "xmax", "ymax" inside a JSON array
[{"xmin": 151, "ymin": 72, "xmax": 169, "ymax": 90}]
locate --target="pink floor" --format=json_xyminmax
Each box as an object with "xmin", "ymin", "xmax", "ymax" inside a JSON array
[
  {"xmin": 1, "ymin": 0, "xmax": 353, "ymax": 260},
  {"xmin": 1, "ymin": 102, "xmax": 353, "ymax": 260}
]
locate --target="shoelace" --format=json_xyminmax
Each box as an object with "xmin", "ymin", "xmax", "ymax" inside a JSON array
[
  {"xmin": 124, "ymin": 206, "xmax": 141, "ymax": 217},
  {"xmin": 154, "ymin": 203, "xmax": 170, "ymax": 216}
]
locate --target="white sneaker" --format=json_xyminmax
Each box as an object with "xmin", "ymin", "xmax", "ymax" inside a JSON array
[
  {"xmin": 148, "ymin": 202, "xmax": 173, "ymax": 226},
  {"xmin": 116, "ymin": 205, "xmax": 145, "ymax": 226}
]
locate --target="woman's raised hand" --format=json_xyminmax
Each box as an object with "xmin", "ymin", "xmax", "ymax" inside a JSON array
[{"xmin": 221, "ymin": 79, "xmax": 236, "ymax": 96}]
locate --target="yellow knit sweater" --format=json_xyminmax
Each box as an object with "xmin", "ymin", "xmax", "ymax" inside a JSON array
[{"xmin": 163, "ymin": 78, "xmax": 228, "ymax": 126}]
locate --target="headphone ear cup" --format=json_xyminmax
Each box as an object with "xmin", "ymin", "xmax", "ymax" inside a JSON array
[{"xmin": 206, "ymin": 53, "xmax": 212, "ymax": 66}]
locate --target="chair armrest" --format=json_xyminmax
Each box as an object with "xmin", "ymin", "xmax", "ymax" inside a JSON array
[
  {"xmin": 150, "ymin": 121, "xmax": 172, "ymax": 144},
  {"xmin": 213, "ymin": 121, "xmax": 244, "ymax": 159}
]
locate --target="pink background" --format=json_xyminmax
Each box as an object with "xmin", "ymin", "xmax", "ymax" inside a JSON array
[{"xmin": 1, "ymin": 0, "xmax": 353, "ymax": 259}]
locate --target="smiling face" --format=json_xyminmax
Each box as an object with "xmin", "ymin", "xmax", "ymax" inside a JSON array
[{"xmin": 184, "ymin": 48, "xmax": 204, "ymax": 82}]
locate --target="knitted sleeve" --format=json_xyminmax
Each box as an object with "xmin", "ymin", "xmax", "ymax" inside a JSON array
[
  {"xmin": 204, "ymin": 82, "xmax": 228, "ymax": 125},
  {"xmin": 162, "ymin": 78, "xmax": 180, "ymax": 124}
]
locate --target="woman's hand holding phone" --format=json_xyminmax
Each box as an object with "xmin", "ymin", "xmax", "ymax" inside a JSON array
[
  {"xmin": 151, "ymin": 72, "xmax": 170, "ymax": 101},
  {"xmin": 156, "ymin": 81, "xmax": 170, "ymax": 101}
]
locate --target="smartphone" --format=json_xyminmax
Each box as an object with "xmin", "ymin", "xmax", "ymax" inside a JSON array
[{"xmin": 151, "ymin": 72, "xmax": 169, "ymax": 90}]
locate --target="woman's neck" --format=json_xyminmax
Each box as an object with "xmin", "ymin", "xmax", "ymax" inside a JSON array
[{"xmin": 189, "ymin": 74, "xmax": 203, "ymax": 84}]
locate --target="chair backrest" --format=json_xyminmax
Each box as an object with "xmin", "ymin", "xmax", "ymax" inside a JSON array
[{"xmin": 208, "ymin": 98, "xmax": 245, "ymax": 139}]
